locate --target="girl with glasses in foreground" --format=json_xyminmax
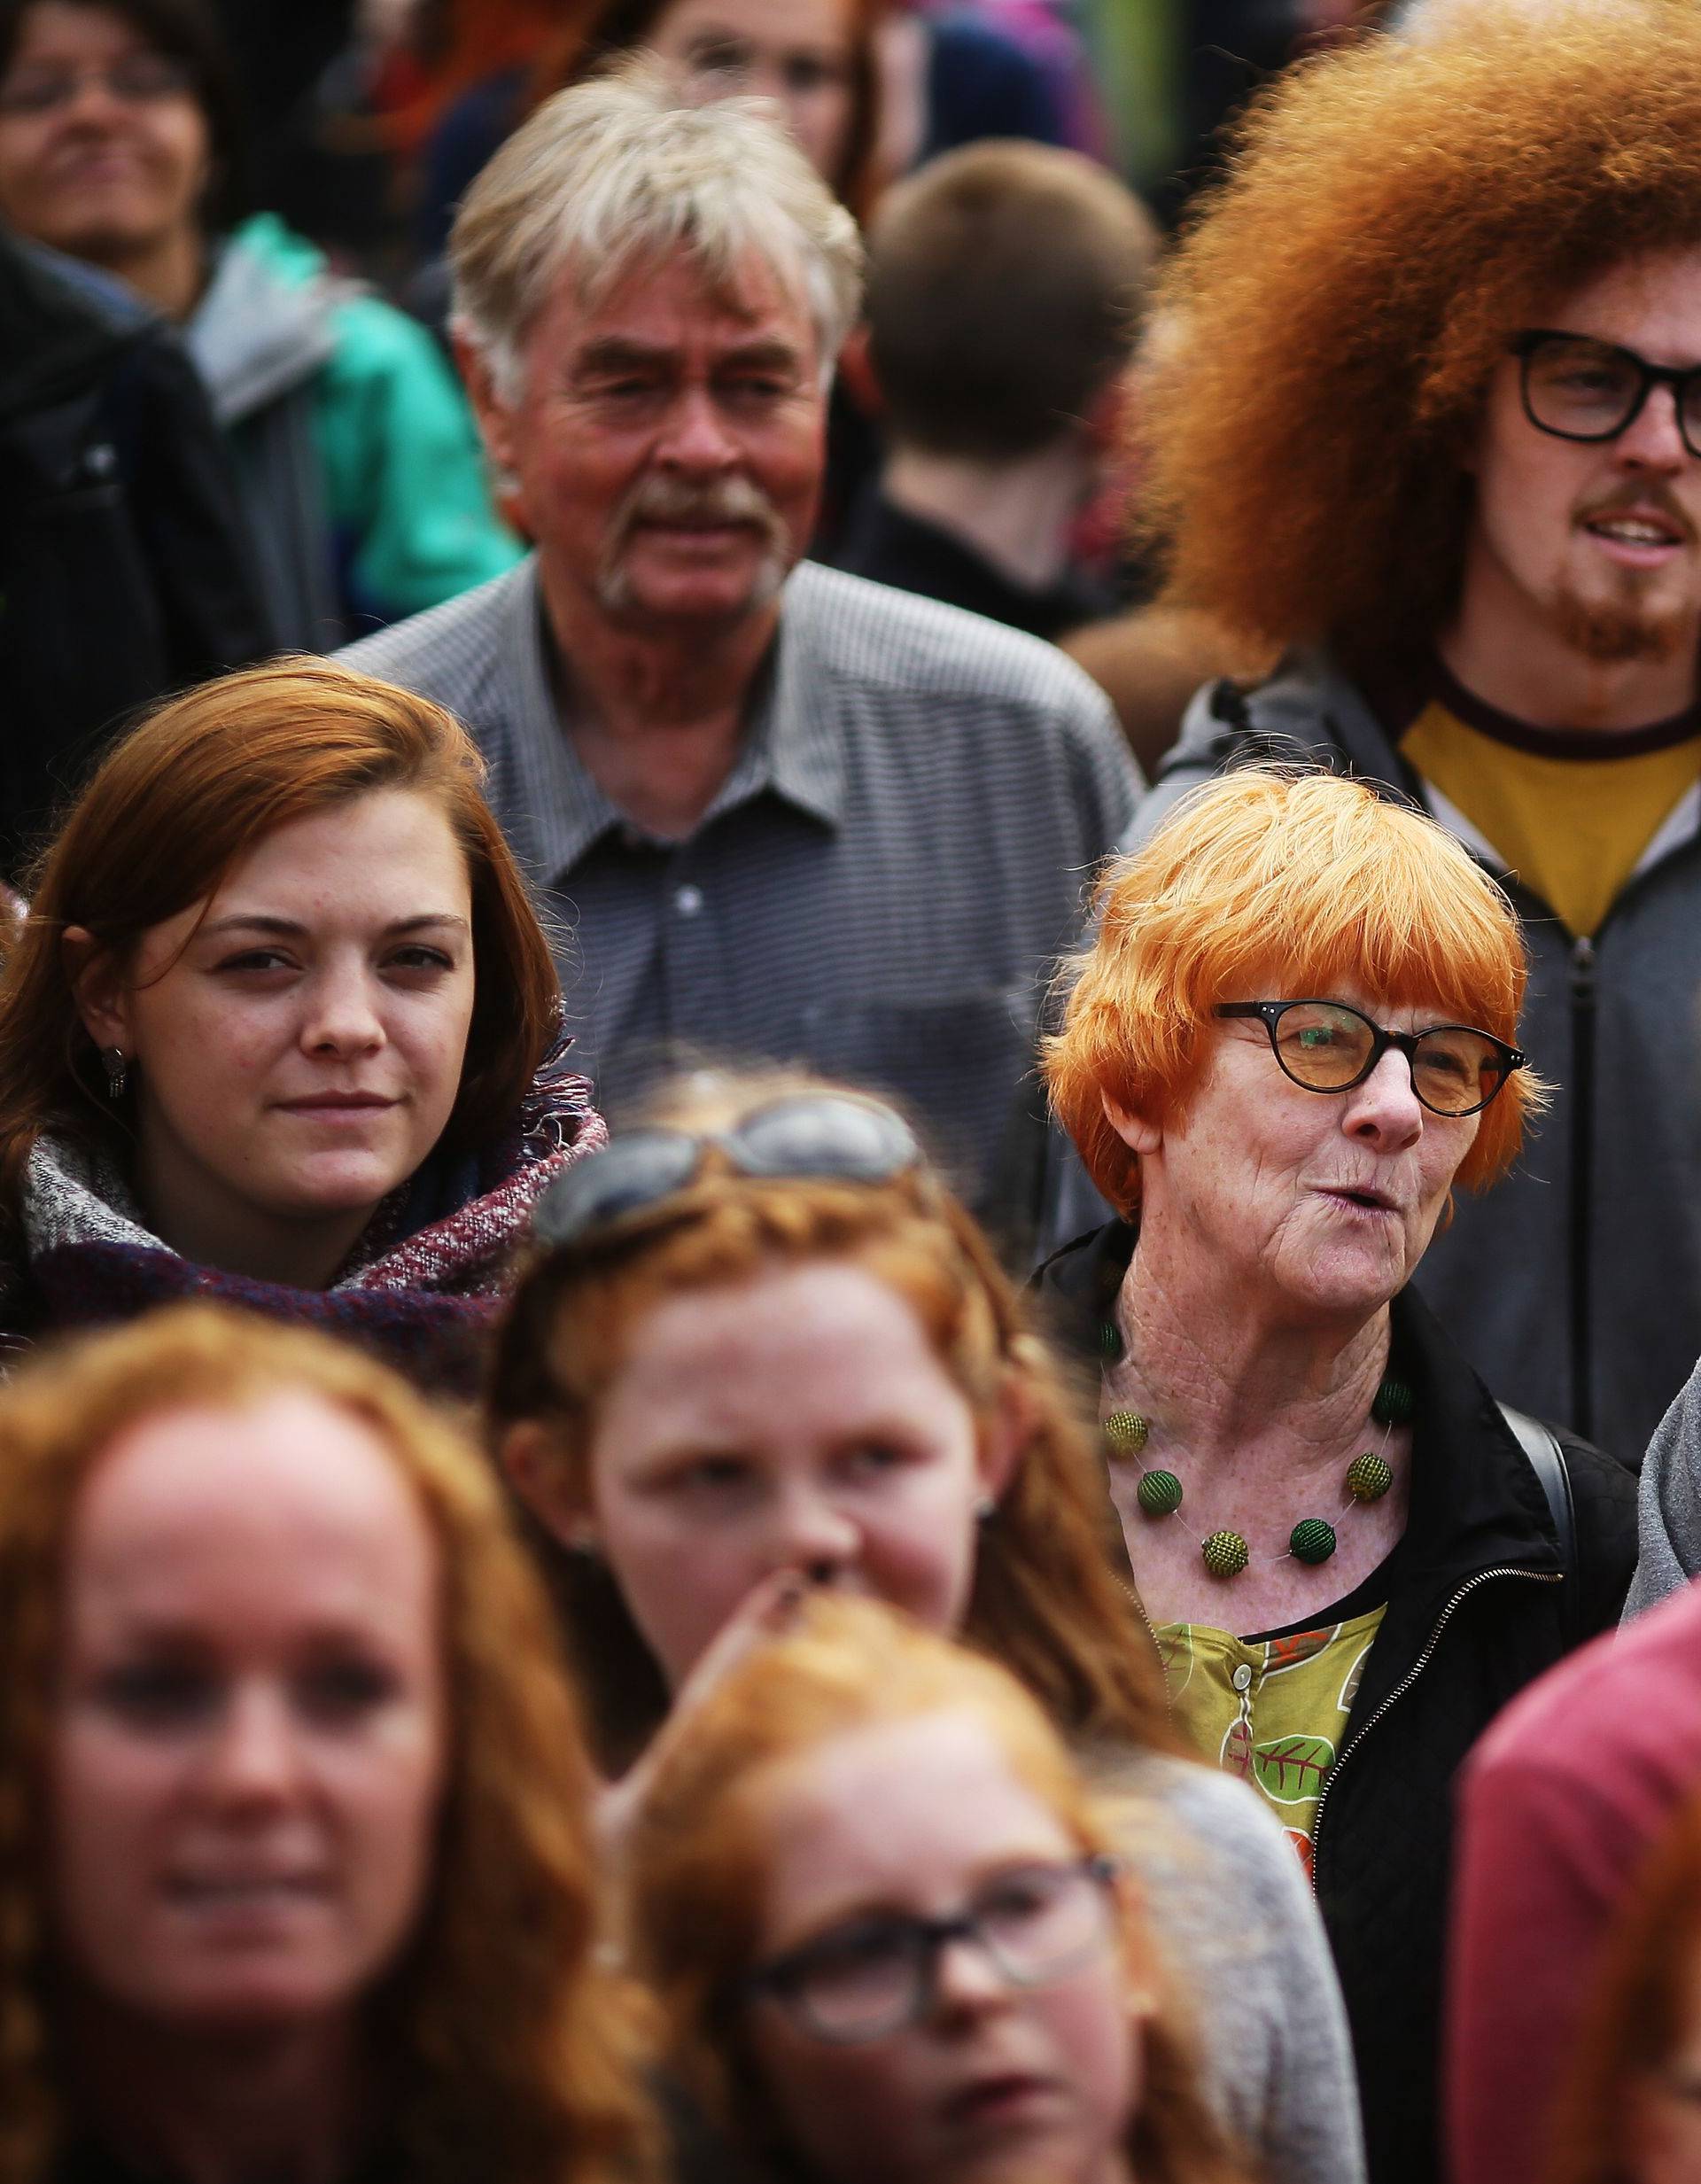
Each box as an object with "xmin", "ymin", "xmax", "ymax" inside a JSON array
[
  {"xmin": 623, "ymin": 1589, "xmax": 1243, "ymax": 2184},
  {"xmin": 488, "ymin": 1068, "xmax": 1365, "ymax": 2184}
]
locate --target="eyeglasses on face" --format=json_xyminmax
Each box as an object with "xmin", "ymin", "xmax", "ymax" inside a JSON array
[
  {"xmin": 1511, "ymin": 330, "xmax": 1701, "ymax": 460},
  {"xmin": 1215, "ymin": 999, "xmax": 1525, "ymax": 1118},
  {"xmin": 0, "ymin": 55, "xmax": 194, "ymax": 116},
  {"xmin": 531, "ymin": 1092, "xmax": 921, "ymax": 1250},
  {"xmin": 742, "ymin": 1855, "xmax": 1122, "ymax": 2045}
]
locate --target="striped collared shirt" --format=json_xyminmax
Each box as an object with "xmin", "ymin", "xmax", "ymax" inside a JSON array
[{"xmin": 340, "ymin": 556, "xmax": 1140, "ymax": 1207}]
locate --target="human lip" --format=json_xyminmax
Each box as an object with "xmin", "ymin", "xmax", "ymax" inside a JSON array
[
  {"xmin": 274, "ymin": 1092, "xmax": 398, "ymax": 1116},
  {"xmin": 941, "ymin": 2071, "xmax": 1063, "ymax": 2129},
  {"xmin": 1581, "ymin": 506, "xmax": 1691, "ymax": 563},
  {"xmin": 163, "ymin": 1869, "xmax": 330, "ymax": 1911},
  {"xmin": 1315, "ymin": 1183, "xmax": 1400, "ymax": 1216}
]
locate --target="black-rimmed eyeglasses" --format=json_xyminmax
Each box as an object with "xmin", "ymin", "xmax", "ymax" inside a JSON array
[
  {"xmin": 1216, "ymin": 1000, "xmax": 1525, "ymax": 1118},
  {"xmin": 531, "ymin": 1092, "xmax": 922, "ymax": 1251},
  {"xmin": 740, "ymin": 1856, "xmax": 1122, "ymax": 2045},
  {"xmin": 1511, "ymin": 330, "xmax": 1701, "ymax": 459}
]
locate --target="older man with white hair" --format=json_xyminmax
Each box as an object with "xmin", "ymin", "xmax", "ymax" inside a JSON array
[{"xmin": 340, "ymin": 62, "xmax": 1138, "ymax": 1220}]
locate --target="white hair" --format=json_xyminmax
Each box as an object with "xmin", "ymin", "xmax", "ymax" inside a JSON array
[{"xmin": 449, "ymin": 58, "xmax": 866, "ymax": 399}]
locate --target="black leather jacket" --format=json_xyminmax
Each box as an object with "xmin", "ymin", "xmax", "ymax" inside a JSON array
[{"xmin": 1035, "ymin": 1220, "xmax": 1640, "ymax": 2184}]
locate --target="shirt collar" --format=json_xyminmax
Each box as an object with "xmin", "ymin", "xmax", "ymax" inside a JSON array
[{"xmin": 509, "ymin": 559, "xmax": 849, "ymax": 882}]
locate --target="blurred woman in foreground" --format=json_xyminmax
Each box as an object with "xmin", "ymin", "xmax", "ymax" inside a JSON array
[{"xmin": 0, "ymin": 1302, "xmax": 654, "ymax": 2184}]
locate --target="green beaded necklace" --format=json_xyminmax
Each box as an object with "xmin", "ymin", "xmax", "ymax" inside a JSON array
[{"xmin": 1097, "ymin": 1315, "xmax": 1411, "ymax": 1580}]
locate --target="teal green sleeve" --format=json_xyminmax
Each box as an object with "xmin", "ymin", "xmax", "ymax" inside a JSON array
[{"xmin": 311, "ymin": 292, "xmax": 524, "ymax": 621}]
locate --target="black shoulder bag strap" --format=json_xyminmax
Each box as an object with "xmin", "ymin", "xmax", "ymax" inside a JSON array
[{"xmin": 1497, "ymin": 1401, "xmax": 1581, "ymax": 1648}]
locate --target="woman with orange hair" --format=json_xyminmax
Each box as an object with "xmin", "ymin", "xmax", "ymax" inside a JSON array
[
  {"xmin": 0, "ymin": 1302, "xmax": 657, "ymax": 2184},
  {"xmin": 0, "ymin": 655, "xmax": 603, "ymax": 1394},
  {"xmin": 1039, "ymin": 763, "xmax": 1637, "ymax": 2184},
  {"xmin": 624, "ymin": 1588, "xmax": 1243, "ymax": 2184},
  {"xmin": 489, "ymin": 1066, "xmax": 1366, "ymax": 2184}
]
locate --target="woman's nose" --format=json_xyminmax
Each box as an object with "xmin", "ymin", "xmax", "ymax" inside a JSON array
[
  {"xmin": 200, "ymin": 1686, "xmax": 306, "ymax": 1807},
  {"xmin": 929, "ymin": 1931, "xmax": 1014, "ymax": 2021},
  {"xmin": 1344, "ymin": 1047, "xmax": 1424, "ymax": 1149},
  {"xmin": 301, "ymin": 966, "xmax": 385, "ymax": 1054},
  {"xmin": 764, "ymin": 1486, "xmax": 860, "ymax": 1582}
]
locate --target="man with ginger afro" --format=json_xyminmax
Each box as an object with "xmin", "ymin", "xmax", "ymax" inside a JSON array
[{"xmin": 1132, "ymin": 1, "xmax": 1701, "ymax": 1472}]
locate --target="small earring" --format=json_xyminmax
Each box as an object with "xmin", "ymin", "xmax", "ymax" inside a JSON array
[
  {"xmin": 975, "ymin": 1495, "xmax": 998, "ymax": 1523},
  {"xmin": 567, "ymin": 1530, "xmax": 600, "ymax": 1559},
  {"xmin": 101, "ymin": 1046, "xmax": 128, "ymax": 1100}
]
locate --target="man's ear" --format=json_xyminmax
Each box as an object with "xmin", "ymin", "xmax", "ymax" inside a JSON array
[
  {"xmin": 836, "ymin": 321, "xmax": 883, "ymax": 420},
  {"xmin": 1100, "ymin": 1088, "xmax": 1161, "ymax": 1156},
  {"xmin": 453, "ymin": 329, "xmax": 522, "ymax": 482},
  {"xmin": 500, "ymin": 1419, "xmax": 596, "ymax": 1551},
  {"xmin": 62, "ymin": 926, "xmax": 131, "ymax": 1053}
]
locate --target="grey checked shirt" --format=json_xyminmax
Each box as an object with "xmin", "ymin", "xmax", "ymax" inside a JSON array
[{"xmin": 340, "ymin": 556, "xmax": 1140, "ymax": 1209}]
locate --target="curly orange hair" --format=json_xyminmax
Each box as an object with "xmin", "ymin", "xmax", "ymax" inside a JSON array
[
  {"xmin": 625, "ymin": 1591, "xmax": 1245, "ymax": 2184},
  {"xmin": 487, "ymin": 1069, "xmax": 1174, "ymax": 1773},
  {"xmin": 0, "ymin": 1304, "xmax": 659, "ymax": 2184},
  {"xmin": 1045, "ymin": 767, "xmax": 1542, "ymax": 1215},
  {"xmin": 1138, "ymin": 0, "xmax": 1701, "ymax": 663}
]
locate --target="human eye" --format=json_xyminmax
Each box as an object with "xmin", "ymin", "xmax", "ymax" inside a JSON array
[
  {"xmin": 0, "ymin": 71, "xmax": 69, "ymax": 113},
  {"xmin": 663, "ymin": 1451, "xmax": 757, "ymax": 1498},
  {"xmin": 794, "ymin": 1914, "xmax": 914, "ymax": 1987},
  {"xmin": 112, "ymin": 53, "xmax": 190, "ymax": 99},
  {"xmin": 686, "ymin": 35, "xmax": 751, "ymax": 80},
  {"xmin": 92, "ymin": 1655, "xmax": 221, "ymax": 1730},
  {"xmin": 384, "ymin": 943, "xmax": 456, "ymax": 977},
  {"xmin": 214, "ymin": 946, "xmax": 295, "ymax": 975},
  {"xmin": 838, "ymin": 1437, "xmax": 910, "ymax": 1481},
  {"xmin": 294, "ymin": 1652, "xmax": 401, "ymax": 1727},
  {"xmin": 783, "ymin": 53, "xmax": 842, "ymax": 93}
]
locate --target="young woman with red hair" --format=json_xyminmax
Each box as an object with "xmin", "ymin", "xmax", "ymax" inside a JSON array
[
  {"xmin": 625, "ymin": 1589, "xmax": 1245, "ymax": 2184},
  {"xmin": 0, "ymin": 655, "xmax": 602, "ymax": 1393},
  {"xmin": 488, "ymin": 1067, "xmax": 1366, "ymax": 2184}
]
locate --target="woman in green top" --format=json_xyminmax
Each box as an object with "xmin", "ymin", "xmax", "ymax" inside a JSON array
[
  {"xmin": 1038, "ymin": 762, "xmax": 1637, "ymax": 2184},
  {"xmin": 0, "ymin": 0, "xmax": 523, "ymax": 650}
]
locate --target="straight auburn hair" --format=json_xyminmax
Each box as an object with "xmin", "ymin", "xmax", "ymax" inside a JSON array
[{"xmin": 0, "ymin": 657, "xmax": 561, "ymax": 1240}]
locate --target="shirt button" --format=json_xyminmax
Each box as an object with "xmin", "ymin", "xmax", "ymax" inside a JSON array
[
  {"xmin": 674, "ymin": 884, "xmax": 703, "ymax": 917},
  {"xmin": 1231, "ymin": 1663, "xmax": 1253, "ymax": 1692}
]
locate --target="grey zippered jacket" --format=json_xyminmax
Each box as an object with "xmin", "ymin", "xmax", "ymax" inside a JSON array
[{"xmin": 1135, "ymin": 652, "xmax": 1701, "ymax": 1465}]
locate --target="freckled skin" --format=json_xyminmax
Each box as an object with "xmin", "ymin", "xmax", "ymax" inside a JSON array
[
  {"xmin": 744, "ymin": 1711, "xmax": 1141, "ymax": 2184},
  {"xmin": 573, "ymin": 1261, "xmax": 1006, "ymax": 1690}
]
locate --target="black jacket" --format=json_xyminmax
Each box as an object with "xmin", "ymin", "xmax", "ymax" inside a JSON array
[
  {"xmin": 1035, "ymin": 1220, "xmax": 1640, "ymax": 2184},
  {"xmin": 0, "ymin": 235, "xmax": 272, "ymax": 881}
]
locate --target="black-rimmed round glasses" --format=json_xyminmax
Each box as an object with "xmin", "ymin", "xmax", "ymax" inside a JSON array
[
  {"xmin": 531, "ymin": 1092, "xmax": 922, "ymax": 1251},
  {"xmin": 1511, "ymin": 330, "xmax": 1701, "ymax": 459},
  {"xmin": 740, "ymin": 1856, "xmax": 1122, "ymax": 2045},
  {"xmin": 1215, "ymin": 1000, "xmax": 1525, "ymax": 1118}
]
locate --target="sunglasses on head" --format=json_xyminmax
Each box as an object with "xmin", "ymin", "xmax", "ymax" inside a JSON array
[{"xmin": 531, "ymin": 1092, "xmax": 924, "ymax": 1251}]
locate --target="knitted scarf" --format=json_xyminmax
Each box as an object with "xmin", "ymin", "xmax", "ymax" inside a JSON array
[{"xmin": 7, "ymin": 1061, "xmax": 606, "ymax": 1399}]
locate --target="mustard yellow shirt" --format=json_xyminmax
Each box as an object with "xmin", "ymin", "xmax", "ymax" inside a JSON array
[{"xmin": 1398, "ymin": 676, "xmax": 1701, "ymax": 940}]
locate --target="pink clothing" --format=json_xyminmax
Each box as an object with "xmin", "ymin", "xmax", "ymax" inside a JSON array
[{"xmin": 1446, "ymin": 1578, "xmax": 1701, "ymax": 2184}]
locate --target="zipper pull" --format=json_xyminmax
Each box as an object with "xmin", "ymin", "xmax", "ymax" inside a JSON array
[{"xmin": 1570, "ymin": 933, "xmax": 1596, "ymax": 1003}]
